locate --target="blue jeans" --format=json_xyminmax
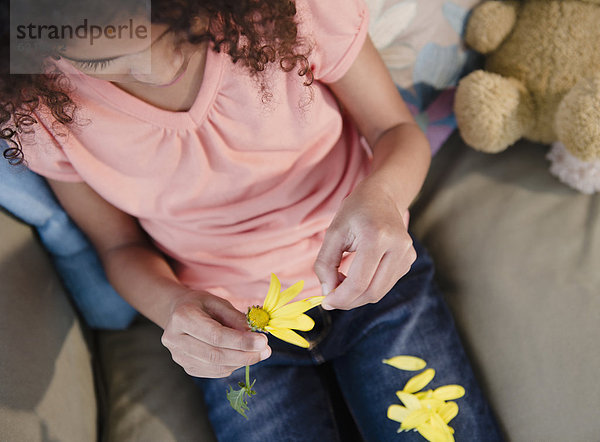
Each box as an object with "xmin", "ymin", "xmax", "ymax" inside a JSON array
[{"xmin": 195, "ymin": 237, "xmax": 503, "ymax": 441}]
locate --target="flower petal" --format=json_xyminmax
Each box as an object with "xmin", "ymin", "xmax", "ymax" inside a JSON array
[
  {"xmin": 262, "ymin": 274, "xmax": 281, "ymax": 312},
  {"xmin": 387, "ymin": 404, "xmax": 411, "ymax": 423},
  {"xmin": 382, "ymin": 355, "xmax": 427, "ymax": 371},
  {"xmin": 265, "ymin": 326, "xmax": 310, "ymax": 348},
  {"xmin": 400, "ymin": 408, "xmax": 431, "ymax": 430},
  {"xmin": 276, "ymin": 280, "xmax": 305, "ymax": 307},
  {"xmin": 420, "ymin": 398, "xmax": 445, "ymax": 412},
  {"xmin": 438, "ymin": 402, "xmax": 459, "ymax": 424},
  {"xmin": 303, "ymin": 296, "xmax": 325, "ymax": 308},
  {"xmin": 433, "ymin": 385, "xmax": 465, "ymax": 401},
  {"xmin": 396, "ymin": 391, "xmax": 422, "ymax": 410},
  {"xmin": 268, "ymin": 314, "xmax": 315, "ymax": 331},
  {"xmin": 417, "ymin": 422, "xmax": 451, "ymax": 442},
  {"xmin": 404, "ymin": 368, "xmax": 435, "ymax": 394},
  {"xmin": 415, "ymin": 390, "xmax": 434, "ymax": 400},
  {"xmin": 270, "ymin": 296, "xmax": 324, "ymax": 318},
  {"xmin": 430, "ymin": 413, "xmax": 455, "ymax": 441}
]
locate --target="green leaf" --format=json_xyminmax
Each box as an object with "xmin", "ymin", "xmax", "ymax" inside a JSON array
[
  {"xmin": 226, "ymin": 382, "xmax": 256, "ymax": 419},
  {"xmin": 227, "ymin": 385, "xmax": 251, "ymax": 419},
  {"xmin": 226, "ymin": 365, "xmax": 257, "ymax": 419}
]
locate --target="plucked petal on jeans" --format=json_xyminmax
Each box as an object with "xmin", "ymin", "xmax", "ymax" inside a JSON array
[
  {"xmin": 417, "ymin": 421, "xmax": 453, "ymax": 442},
  {"xmin": 416, "ymin": 390, "xmax": 434, "ymax": 400},
  {"xmin": 404, "ymin": 368, "xmax": 436, "ymax": 393},
  {"xmin": 420, "ymin": 398, "xmax": 445, "ymax": 411},
  {"xmin": 438, "ymin": 402, "xmax": 459, "ymax": 424},
  {"xmin": 382, "ymin": 355, "xmax": 427, "ymax": 371},
  {"xmin": 387, "ymin": 404, "xmax": 411, "ymax": 423},
  {"xmin": 431, "ymin": 412, "xmax": 455, "ymax": 440},
  {"xmin": 434, "ymin": 385, "xmax": 465, "ymax": 401},
  {"xmin": 396, "ymin": 391, "xmax": 422, "ymax": 410},
  {"xmin": 401, "ymin": 408, "xmax": 431, "ymax": 430}
]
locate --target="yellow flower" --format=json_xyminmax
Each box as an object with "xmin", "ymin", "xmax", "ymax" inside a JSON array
[
  {"xmin": 384, "ymin": 356, "xmax": 466, "ymax": 442},
  {"xmin": 246, "ymin": 273, "xmax": 324, "ymax": 348}
]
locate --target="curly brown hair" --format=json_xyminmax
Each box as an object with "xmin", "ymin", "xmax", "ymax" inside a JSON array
[{"xmin": 0, "ymin": 0, "xmax": 313, "ymax": 165}]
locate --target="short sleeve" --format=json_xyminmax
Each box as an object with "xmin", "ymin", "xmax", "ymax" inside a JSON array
[
  {"xmin": 296, "ymin": 0, "xmax": 370, "ymax": 83},
  {"xmin": 19, "ymin": 111, "xmax": 84, "ymax": 183}
]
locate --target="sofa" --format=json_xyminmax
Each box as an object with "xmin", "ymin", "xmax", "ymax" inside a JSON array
[
  {"xmin": 3, "ymin": 0, "xmax": 600, "ymax": 438},
  {"xmin": 2, "ymin": 131, "xmax": 599, "ymax": 442}
]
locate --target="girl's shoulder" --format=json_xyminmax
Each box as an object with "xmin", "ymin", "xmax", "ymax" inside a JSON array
[{"xmin": 296, "ymin": 0, "xmax": 370, "ymax": 84}]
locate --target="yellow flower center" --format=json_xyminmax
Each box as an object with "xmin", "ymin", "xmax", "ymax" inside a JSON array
[{"xmin": 247, "ymin": 306, "xmax": 270, "ymax": 331}]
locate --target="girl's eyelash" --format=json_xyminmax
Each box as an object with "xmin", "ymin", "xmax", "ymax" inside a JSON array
[{"xmin": 73, "ymin": 58, "xmax": 115, "ymax": 71}]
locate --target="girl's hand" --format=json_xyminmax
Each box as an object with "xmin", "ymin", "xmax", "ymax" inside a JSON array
[
  {"xmin": 314, "ymin": 36, "xmax": 428, "ymax": 310},
  {"xmin": 314, "ymin": 178, "xmax": 416, "ymax": 310},
  {"xmin": 161, "ymin": 291, "xmax": 271, "ymax": 378}
]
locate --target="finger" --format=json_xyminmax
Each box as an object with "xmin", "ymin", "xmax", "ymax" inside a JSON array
[
  {"xmin": 167, "ymin": 334, "xmax": 271, "ymax": 369},
  {"xmin": 201, "ymin": 295, "xmax": 254, "ymax": 332},
  {"xmin": 343, "ymin": 249, "xmax": 414, "ymax": 310},
  {"xmin": 175, "ymin": 356, "xmax": 243, "ymax": 378},
  {"xmin": 177, "ymin": 313, "xmax": 268, "ymax": 352},
  {"xmin": 174, "ymin": 357, "xmax": 254, "ymax": 379},
  {"xmin": 183, "ymin": 350, "xmax": 270, "ymax": 379},
  {"xmin": 182, "ymin": 363, "xmax": 237, "ymax": 379},
  {"xmin": 314, "ymin": 227, "xmax": 350, "ymax": 297},
  {"xmin": 322, "ymin": 242, "xmax": 383, "ymax": 310}
]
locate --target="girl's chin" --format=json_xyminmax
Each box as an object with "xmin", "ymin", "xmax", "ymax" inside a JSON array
[
  {"xmin": 130, "ymin": 60, "xmax": 189, "ymax": 87},
  {"xmin": 154, "ymin": 66, "xmax": 188, "ymax": 87},
  {"xmin": 105, "ymin": 68, "xmax": 185, "ymax": 87}
]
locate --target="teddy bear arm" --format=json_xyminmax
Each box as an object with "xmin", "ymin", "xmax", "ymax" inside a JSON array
[
  {"xmin": 555, "ymin": 75, "xmax": 600, "ymax": 162},
  {"xmin": 455, "ymin": 70, "xmax": 534, "ymax": 153},
  {"xmin": 465, "ymin": 0, "xmax": 519, "ymax": 54}
]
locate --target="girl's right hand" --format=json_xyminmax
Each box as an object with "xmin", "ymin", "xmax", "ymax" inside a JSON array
[
  {"xmin": 161, "ymin": 291, "xmax": 271, "ymax": 378},
  {"xmin": 44, "ymin": 179, "xmax": 270, "ymax": 378}
]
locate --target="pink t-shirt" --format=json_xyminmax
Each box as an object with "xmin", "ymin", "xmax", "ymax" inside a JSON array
[{"xmin": 22, "ymin": 0, "xmax": 371, "ymax": 311}]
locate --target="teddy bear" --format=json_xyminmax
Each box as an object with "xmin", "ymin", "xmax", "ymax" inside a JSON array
[{"xmin": 454, "ymin": 0, "xmax": 600, "ymax": 193}]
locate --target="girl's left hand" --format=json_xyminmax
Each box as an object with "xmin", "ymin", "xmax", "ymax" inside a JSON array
[{"xmin": 314, "ymin": 177, "xmax": 416, "ymax": 310}]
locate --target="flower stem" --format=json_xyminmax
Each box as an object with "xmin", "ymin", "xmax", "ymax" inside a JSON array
[{"xmin": 245, "ymin": 365, "xmax": 250, "ymax": 387}]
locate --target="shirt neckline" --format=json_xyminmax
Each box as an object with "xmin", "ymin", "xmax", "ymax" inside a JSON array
[{"xmin": 57, "ymin": 46, "xmax": 225, "ymax": 129}]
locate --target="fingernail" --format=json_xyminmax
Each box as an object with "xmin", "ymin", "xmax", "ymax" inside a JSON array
[
  {"xmin": 260, "ymin": 347, "xmax": 271, "ymax": 360},
  {"xmin": 321, "ymin": 300, "xmax": 332, "ymax": 310},
  {"xmin": 321, "ymin": 284, "xmax": 331, "ymax": 296}
]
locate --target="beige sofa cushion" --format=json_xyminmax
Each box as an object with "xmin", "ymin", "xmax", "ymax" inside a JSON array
[
  {"xmin": 411, "ymin": 133, "xmax": 600, "ymax": 441},
  {"xmin": 96, "ymin": 319, "xmax": 216, "ymax": 442},
  {"xmin": 0, "ymin": 212, "xmax": 97, "ymax": 442}
]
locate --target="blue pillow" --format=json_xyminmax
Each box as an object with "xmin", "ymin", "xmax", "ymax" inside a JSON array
[{"xmin": 0, "ymin": 139, "xmax": 137, "ymax": 329}]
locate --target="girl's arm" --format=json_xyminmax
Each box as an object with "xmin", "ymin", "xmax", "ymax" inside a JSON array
[
  {"xmin": 315, "ymin": 36, "xmax": 431, "ymax": 310},
  {"xmin": 47, "ymin": 179, "xmax": 270, "ymax": 377}
]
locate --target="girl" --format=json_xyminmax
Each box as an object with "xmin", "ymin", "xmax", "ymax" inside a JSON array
[{"xmin": 1, "ymin": 0, "xmax": 502, "ymax": 440}]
